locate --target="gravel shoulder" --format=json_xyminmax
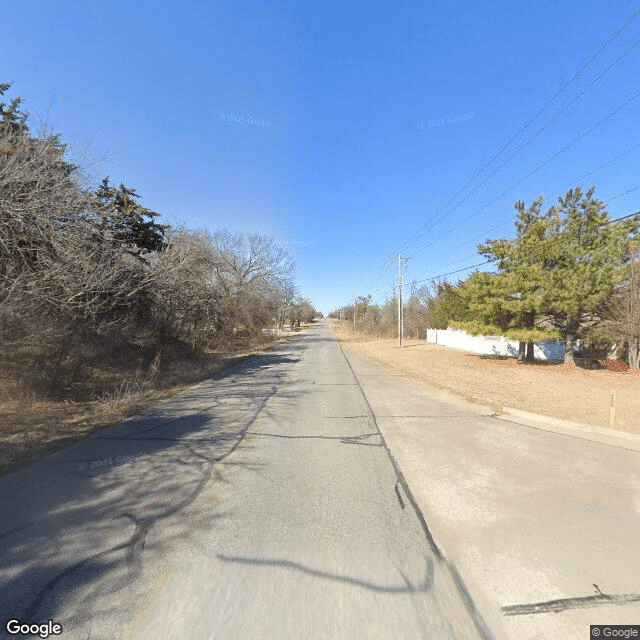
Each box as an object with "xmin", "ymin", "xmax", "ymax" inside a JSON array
[{"xmin": 332, "ymin": 322, "xmax": 640, "ymax": 434}]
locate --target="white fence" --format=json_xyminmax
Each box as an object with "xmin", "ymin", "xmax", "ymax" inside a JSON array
[{"xmin": 426, "ymin": 328, "xmax": 565, "ymax": 361}]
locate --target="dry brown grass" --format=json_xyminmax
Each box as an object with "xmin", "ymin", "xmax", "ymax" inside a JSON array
[
  {"xmin": 332, "ymin": 321, "xmax": 640, "ymax": 434},
  {"xmin": 0, "ymin": 328, "xmax": 303, "ymax": 479}
]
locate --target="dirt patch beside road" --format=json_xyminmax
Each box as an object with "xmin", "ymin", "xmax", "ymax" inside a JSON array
[{"xmin": 332, "ymin": 322, "xmax": 640, "ymax": 434}]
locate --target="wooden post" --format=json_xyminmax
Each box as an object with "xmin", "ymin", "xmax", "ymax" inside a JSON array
[
  {"xmin": 398, "ymin": 254, "xmax": 403, "ymax": 347},
  {"xmin": 609, "ymin": 390, "xmax": 616, "ymax": 428}
]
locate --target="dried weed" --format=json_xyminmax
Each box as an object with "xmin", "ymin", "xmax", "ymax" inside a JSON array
[
  {"xmin": 0, "ymin": 329, "xmax": 300, "ymax": 478},
  {"xmin": 333, "ymin": 322, "xmax": 640, "ymax": 433}
]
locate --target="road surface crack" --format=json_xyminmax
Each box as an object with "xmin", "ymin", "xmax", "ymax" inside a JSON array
[
  {"xmin": 502, "ymin": 583, "xmax": 640, "ymax": 616},
  {"xmin": 18, "ymin": 382, "xmax": 280, "ymax": 622}
]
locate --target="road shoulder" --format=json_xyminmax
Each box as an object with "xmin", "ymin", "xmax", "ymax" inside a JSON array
[{"xmin": 339, "ymin": 340, "xmax": 640, "ymax": 640}]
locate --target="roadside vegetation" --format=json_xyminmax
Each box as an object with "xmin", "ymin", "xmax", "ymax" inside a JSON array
[
  {"xmin": 0, "ymin": 83, "xmax": 320, "ymax": 476},
  {"xmin": 332, "ymin": 190, "xmax": 640, "ymax": 369}
]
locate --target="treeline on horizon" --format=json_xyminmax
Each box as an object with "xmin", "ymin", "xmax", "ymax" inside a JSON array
[
  {"xmin": 0, "ymin": 82, "xmax": 319, "ymax": 394},
  {"xmin": 332, "ymin": 189, "xmax": 640, "ymax": 368}
]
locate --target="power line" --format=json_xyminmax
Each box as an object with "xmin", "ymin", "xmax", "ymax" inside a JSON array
[
  {"xmin": 363, "ymin": 253, "xmax": 395, "ymax": 295},
  {"xmin": 405, "ymin": 37, "xmax": 640, "ymax": 251},
  {"xmin": 603, "ymin": 210, "xmax": 640, "ymax": 224},
  {"xmin": 368, "ymin": 275, "xmax": 397, "ymax": 298},
  {"xmin": 547, "ymin": 140, "xmax": 640, "ymax": 200},
  {"xmin": 409, "ymin": 259, "xmax": 496, "ymax": 285},
  {"xmin": 410, "ymin": 89, "xmax": 640, "ymax": 258},
  {"xmin": 361, "ymin": 8, "xmax": 640, "ymax": 303},
  {"xmin": 408, "ymin": 209, "xmax": 640, "ymax": 287},
  {"xmin": 605, "ymin": 184, "xmax": 640, "ymax": 202},
  {"xmin": 367, "ymin": 203, "xmax": 640, "ymax": 300},
  {"xmin": 412, "ymin": 142, "xmax": 640, "ymax": 273},
  {"xmin": 396, "ymin": 7, "xmax": 640, "ymax": 256}
]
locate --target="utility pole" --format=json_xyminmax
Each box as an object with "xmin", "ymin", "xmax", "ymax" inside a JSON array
[
  {"xmin": 353, "ymin": 297, "xmax": 356, "ymax": 328},
  {"xmin": 398, "ymin": 253, "xmax": 403, "ymax": 347}
]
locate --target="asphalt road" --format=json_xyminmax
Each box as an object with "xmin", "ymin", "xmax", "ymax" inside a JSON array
[{"xmin": 0, "ymin": 320, "xmax": 493, "ymax": 640}]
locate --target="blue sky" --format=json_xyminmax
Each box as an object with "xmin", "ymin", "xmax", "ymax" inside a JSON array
[{"xmin": 2, "ymin": 0, "xmax": 640, "ymax": 314}]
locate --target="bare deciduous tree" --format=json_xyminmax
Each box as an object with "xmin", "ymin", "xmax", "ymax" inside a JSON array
[
  {"xmin": 210, "ymin": 230, "xmax": 295, "ymax": 334},
  {"xmin": 1, "ymin": 83, "xmax": 311, "ymax": 394},
  {"xmin": 599, "ymin": 252, "xmax": 640, "ymax": 369}
]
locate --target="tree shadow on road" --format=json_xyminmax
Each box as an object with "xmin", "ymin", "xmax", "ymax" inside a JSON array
[{"xmin": 0, "ymin": 346, "xmax": 306, "ymax": 639}]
